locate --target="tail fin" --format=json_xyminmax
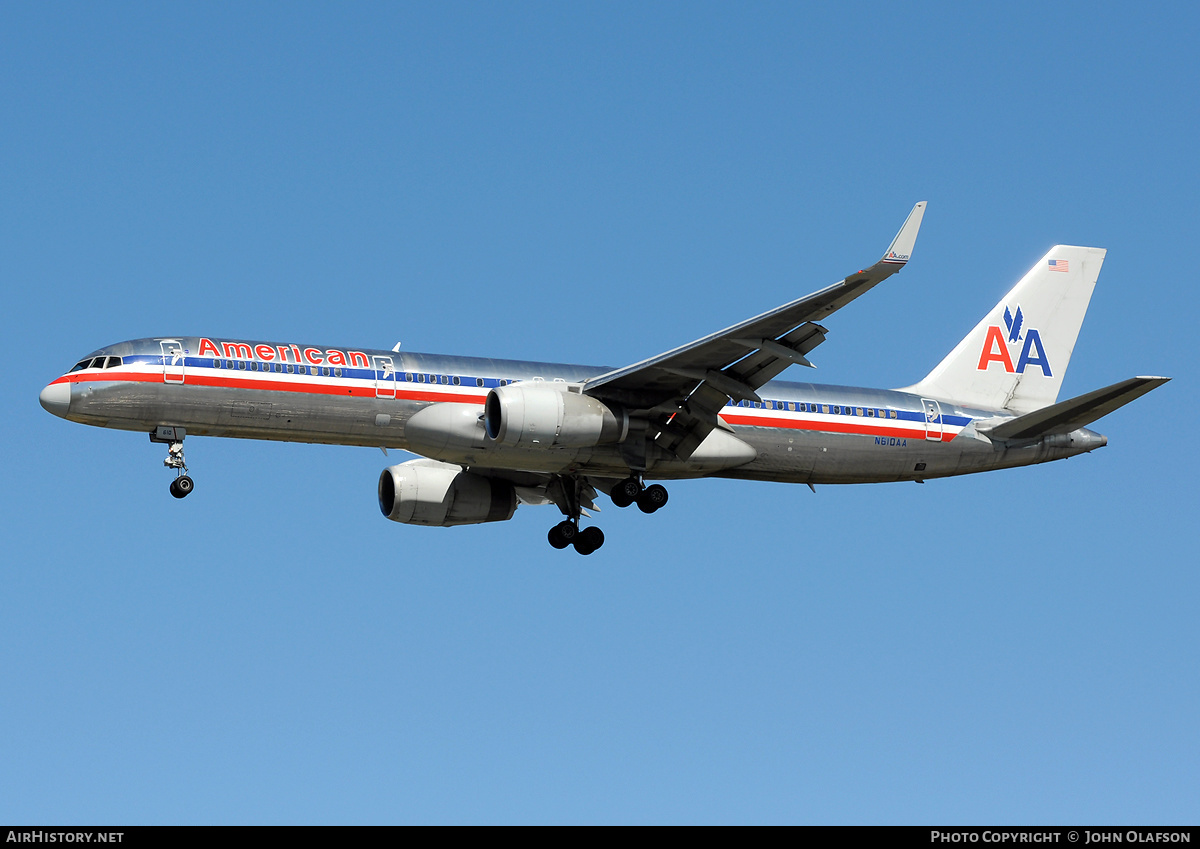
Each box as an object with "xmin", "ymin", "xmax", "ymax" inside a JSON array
[{"xmin": 904, "ymin": 245, "xmax": 1106, "ymax": 413}]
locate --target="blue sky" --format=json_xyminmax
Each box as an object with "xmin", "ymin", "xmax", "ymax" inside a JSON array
[{"xmin": 2, "ymin": 2, "xmax": 1195, "ymax": 824}]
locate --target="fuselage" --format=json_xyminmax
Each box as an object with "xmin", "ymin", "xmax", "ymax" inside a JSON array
[{"xmin": 39, "ymin": 335, "xmax": 1108, "ymax": 485}]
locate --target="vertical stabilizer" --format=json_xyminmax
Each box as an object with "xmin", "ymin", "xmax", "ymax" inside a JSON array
[{"xmin": 904, "ymin": 246, "xmax": 1105, "ymax": 413}]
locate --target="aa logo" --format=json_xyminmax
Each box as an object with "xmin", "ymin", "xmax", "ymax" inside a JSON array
[{"xmin": 976, "ymin": 305, "xmax": 1052, "ymax": 376}]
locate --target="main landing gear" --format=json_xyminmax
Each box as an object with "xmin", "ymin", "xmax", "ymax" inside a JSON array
[
  {"xmin": 548, "ymin": 521, "xmax": 605, "ymax": 555},
  {"xmin": 608, "ymin": 476, "xmax": 668, "ymax": 514},
  {"xmin": 543, "ymin": 475, "xmax": 670, "ymax": 554},
  {"xmin": 545, "ymin": 474, "xmax": 606, "ymax": 555},
  {"xmin": 150, "ymin": 426, "xmax": 194, "ymax": 499}
]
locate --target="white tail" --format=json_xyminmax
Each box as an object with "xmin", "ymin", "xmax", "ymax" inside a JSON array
[{"xmin": 904, "ymin": 245, "xmax": 1106, "ymax": 413}]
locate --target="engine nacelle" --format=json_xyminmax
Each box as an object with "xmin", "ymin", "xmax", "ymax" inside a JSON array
[
  {"xmin": 378, "ymin": 459, "xmax": 517, "ymax": 527},
  {"xmin": 484, "ymin": 383, "xmax": 627, "ymax": 448}
]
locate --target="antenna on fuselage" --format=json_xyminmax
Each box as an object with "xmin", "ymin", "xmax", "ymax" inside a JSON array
[{"xmin": 392, "ymin": 342, "xmax": 401, "ymax": 352}]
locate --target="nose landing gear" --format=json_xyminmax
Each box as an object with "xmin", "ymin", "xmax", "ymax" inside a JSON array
[{"xmin": 151, "ymin": 426, "xmax": 194, "ymax": 499}]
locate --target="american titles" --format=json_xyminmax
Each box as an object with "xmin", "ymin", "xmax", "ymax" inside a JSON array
[{"xmin": 197, "ymin": 338, "xmax": 372, "ymax": 368}]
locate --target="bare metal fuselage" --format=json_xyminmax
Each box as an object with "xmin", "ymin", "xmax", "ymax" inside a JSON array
[{"xmin": 46, "ymin": 336, "xmax": 1106, "ymax": 486}]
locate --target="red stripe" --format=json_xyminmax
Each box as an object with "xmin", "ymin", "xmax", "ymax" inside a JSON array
[
  {"xmin": 55, "ymin": 371, "xmax": 487, "ymax": 405},
  {"xmin": 721, "ymin": 412, "xmax": 957, "ymax": 442}
]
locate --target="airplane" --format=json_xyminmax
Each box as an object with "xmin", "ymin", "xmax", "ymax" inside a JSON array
[{"xmin": 39, "ymin": 202, "xmax": 1168, "ymax": 554}]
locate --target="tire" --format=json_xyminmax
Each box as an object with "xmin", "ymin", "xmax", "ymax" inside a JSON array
[
  {"xmin": 636, "ymin": 484, "xmax": 668, "ymax": 513},
  {"xmin": 175, "ymin": 475, "xmax": 194, "ymax": 496},
  {"xmin": 548, "ymin": 526, "xmax": 570, "ymax": 549},
  {"xmin": 549, "ymin": 520, "xmax": 577, "ymax": 549},
  {"xmin": 574, "ymin": 526, "xmax": 604, "ymax": 555},
  {"xmin": 611, "ymin": 478, "xmax": 640, "ymax": 508}
]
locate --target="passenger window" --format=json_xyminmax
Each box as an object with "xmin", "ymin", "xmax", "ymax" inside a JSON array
[
  {"xmin": 831, "ymin": 406, "xmax": 840, "ymax": 414},
  {"xmin": 889, "ymin": 410, "xmax": 898, "ymax": 419},
  {"xmin": 238, "ymin": 361, "xmax": 246, "ymax": 370},
  {"xmin": 417, "ymin": 374, "xmax": 424, "ymax": 383},
  {"xmin": 225, "ymin": 361, "xmax": 233, "ymax": 369},
  {"xmin": 335, "ymin": 368, "xmax": 342, "ymax": 377},
  {"xmin": 405, "ymin": 373, "xmax": 413, "ymax": 382},
  {"xmin": 476, "ymin": 378, "xmax": 484, "ymax": 387},
  {"xmin": 867, "ymin": 408, "xmax": 875, "ymax": 417},
  {"xmin": 499, "ymin": 379, "xmax": 507, "ymax": 386},
  {"xmin": 213, "ymin": 359, "xmax": 221, "ymax": 368},
  {"xmin": 856, "ymin": 408, "xmax": 863, "ymax": 416},
  {"xmin": 740, "ymin": 400, "xmax": 749, "ymax": 408},
  {"xmin": 453, "ymin": 376, "xmax": 461, "ymax": 386},
  {"xmin": 286, "ymin": 364, "xmax": 294, "ymax": 374}
]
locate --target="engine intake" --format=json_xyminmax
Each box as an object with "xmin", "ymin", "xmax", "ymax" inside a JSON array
[
  {"xmin": 378, "ymin": 459, "xmax": 517, "ymax": 526},
  {"xmin": 484, "ymin": 383, "xmax": 627, "ymax": 448}
]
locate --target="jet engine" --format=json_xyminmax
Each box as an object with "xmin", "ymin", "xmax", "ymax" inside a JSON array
[
  {"xmin": 484, "ymin": 383, "xmax": 627, "ymax": 448},
  {"xmin": 378, "ymin": 458, "xmax": 517, "ymax": 526}
]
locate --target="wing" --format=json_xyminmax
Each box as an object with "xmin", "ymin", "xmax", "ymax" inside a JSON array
[{"xmin": 583, "ymin": 201, "xmax": 927, "ymax": 461}]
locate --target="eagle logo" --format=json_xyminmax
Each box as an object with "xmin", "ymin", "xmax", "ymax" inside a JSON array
[{"xmin": 1003, "ymin": 306, "xmax": 1024, "ymax": 344}]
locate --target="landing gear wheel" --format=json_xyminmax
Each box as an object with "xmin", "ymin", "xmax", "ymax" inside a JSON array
[
  {"xmin": 636, "ymin": 484, "xmax": 668, "ymax": 513},
  {"xmin": 610, "ymin": 477, "xmax": 640, "ymax": 508},
  {"xmin": 170, "ymin": 475, "xmax": 194, "ymax": 499},
  {"xmin": 573, "ymin": 526, "xmax": 605, "ymax": 555},
  {"xmin": 548, "ymin": 520, "xmax": 577, "ymax": 550}
]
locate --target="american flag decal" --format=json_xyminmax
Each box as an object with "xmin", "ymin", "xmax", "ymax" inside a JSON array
[{"xmin": 1048, "ymin": 259, "xmax": 1069, "ymax": 273}]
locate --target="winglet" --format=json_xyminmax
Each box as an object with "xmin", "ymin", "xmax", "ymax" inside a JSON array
[{"xmin": 881, "ymin": 201, "xmax": 926, "ymax": 266}]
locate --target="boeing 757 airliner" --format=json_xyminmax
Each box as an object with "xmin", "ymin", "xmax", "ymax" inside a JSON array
[{"xmin": 39, "ymin": 203, "xmax": 1168, "ymax": 553}]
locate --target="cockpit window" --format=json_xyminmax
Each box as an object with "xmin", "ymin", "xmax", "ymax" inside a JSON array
[
  {"xmin": 70, "ymin": 360, "xmax": 90, "ymax": 372},
  {"xmin": 104, "ymin": 357, "xmax": 122, "ymax": 368}
]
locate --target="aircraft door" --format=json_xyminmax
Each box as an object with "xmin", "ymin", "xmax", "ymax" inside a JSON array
[
  {"xmin": 161, "ymin": 340, "xmax": 185, "ymax": 384},
  {"xmin": 373, "ymin": 355, "xmax": 396, "ymax": 399},
  {"xmin": 922, "ymin": 398, "xmax": 942, "ymax": 442}
]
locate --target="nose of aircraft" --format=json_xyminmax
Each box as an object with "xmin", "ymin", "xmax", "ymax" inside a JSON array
[{"xmin": 39, "ymin": 381, "xmax": 71, "ymax": 417}]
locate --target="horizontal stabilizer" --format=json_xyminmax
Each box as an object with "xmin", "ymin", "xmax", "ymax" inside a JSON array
[{"xmin": 979, "ymin": 376, "xmax": 1169, "ymax": 441}]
